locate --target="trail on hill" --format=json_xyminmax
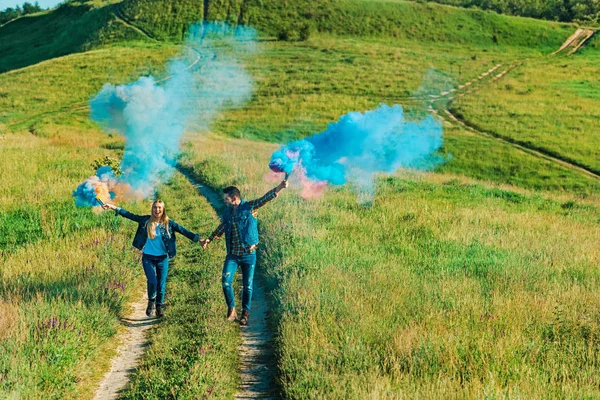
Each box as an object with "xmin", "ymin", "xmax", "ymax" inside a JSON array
[
  {"xmin": 428, "ymin": 28, "xmax": 600, "ymax": 180},
  {"xmin": 93, "ymin": 295, "xmax": 158, "ymax": 400},
  {"xmin": 551, "ymin": 28, "xmax": 595, "ymax": 55},
  {"xmin": 112, "ymin": 4, "xmax": 158, "ymax": 42},
  {"xmin": 179, "ymin": 168, "xmax": 279, "ymax": 399}
]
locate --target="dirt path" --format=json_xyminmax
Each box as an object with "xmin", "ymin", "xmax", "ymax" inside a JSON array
[
  {"xmin": 93, "ymin": 295, "xmax": 158, "ymax": 400},
  {"xmin": 235, "ymin": 281, "xmax": 278, "ymax": 399},
  {"xmin": 179, "ymin": 168, "xmax": 279, "ymax": 399},
  {"xmin": 551, "ymin": 28, "xmax": 596, "ymax": 55}
]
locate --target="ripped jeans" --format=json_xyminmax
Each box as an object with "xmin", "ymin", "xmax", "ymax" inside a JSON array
[{"xmin": 221, "ymin": 252, "xmax": 256, "ymax": 311}]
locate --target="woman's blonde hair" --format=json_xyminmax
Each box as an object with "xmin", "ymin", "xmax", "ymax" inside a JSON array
[{"xmin": 147, "ymin": 200, "xmax": 170, "ymax": 239}]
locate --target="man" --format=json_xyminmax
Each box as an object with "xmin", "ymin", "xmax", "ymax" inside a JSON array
[{"xmin": 202, "ymin": 180, "xmax": 288, "ymax": 326}]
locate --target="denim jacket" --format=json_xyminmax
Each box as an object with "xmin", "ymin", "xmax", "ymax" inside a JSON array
[
  {"xmin": 115, "ymin": 208, "xmax": 199, "ymax": 258},
  {"xmin": 222, "ymin": 200, "xmax": 259, "ymax": 252}
]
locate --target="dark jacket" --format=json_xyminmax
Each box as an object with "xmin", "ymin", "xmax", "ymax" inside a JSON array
[{"xmin": 115, "ymin": 207, "xmax": 199, "ymax": 258}]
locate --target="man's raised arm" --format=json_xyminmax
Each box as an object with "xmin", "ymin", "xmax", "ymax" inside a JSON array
[{"xmin": 248, "ymin": 180, "xmax": 288, "ymax": 210}]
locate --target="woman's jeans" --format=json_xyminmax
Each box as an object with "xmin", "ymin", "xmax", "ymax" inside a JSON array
[
  {"xmin": 221, "ymin": 252, "xmax": 256, "ymax": 311},
  {"xmin": 141, "ymin": 254, "xmax": 169, "ymax": 305}
]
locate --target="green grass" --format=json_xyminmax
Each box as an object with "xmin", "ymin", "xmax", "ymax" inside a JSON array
[
  {"xmin": 119, "ymin": 173, "xmax": 241, "ymax": 399},
  {"xmin": 0, "ymin": 0, "xmax": 147, "ymax": 73},
  {"xmin": 451, "ymin": 35, "xmax": 600, "ymax": 176},
  {"xmin": 0, "ymin": 41, "xmax": 230, "ymax": 398},
  {"xmin": 1, "ymin": 0, "xmax": 599, "ymax": 396},
  {"xmin": 180, "ymin": 136, "xmax": 600, "ymax": 398},
  {"xmin": 121, "ymin": 0, "xmax": 573, "ymax": 48},
  {"xmin": 213, "ymin": 37, "xmax": 534, "ymax": 142},
  {"xmin": 0, "ymin": 119, "xmax": 148, "ymax": 398},
  {"xmin": 437, "ymin": 127, "xmax": 600, "ymax": 194},
  {"xmin": 0, "ymin": 42, "xmax": 178, "ymax": 129},
  {"xmin": 201, "ymin": 36, "xmax": 599, "ymax": 195}
]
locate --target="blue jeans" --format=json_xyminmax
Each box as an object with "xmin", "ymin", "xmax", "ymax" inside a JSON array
[
  {"xmin": 222, "ymin": 252, "xmax": 256, "ymax": 311},
  {"xmin": 141, "ymin": 254, "xmax": 169, "ymax": 305}
]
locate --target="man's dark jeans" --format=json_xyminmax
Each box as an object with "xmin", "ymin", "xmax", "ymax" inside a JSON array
[{"xmin": 221, "ymin": 252, "xmax": 256, "ymax": 311}]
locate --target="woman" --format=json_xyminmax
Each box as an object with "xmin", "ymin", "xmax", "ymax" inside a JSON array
[{"xmin": 103, "ymin": 200, "xmax": 200, "ymax": 317}]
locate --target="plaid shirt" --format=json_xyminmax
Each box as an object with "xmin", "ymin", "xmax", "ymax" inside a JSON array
[{"xmin": 208, "ymin": 189, "xmax": 278, "ymax": 256}]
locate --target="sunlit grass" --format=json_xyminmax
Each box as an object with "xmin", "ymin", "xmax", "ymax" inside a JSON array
[
  {"xmin": 180, "ymin": 135, "xmax": 600, "ymax": 398},
  {"xmin": 452, "ymin": 36, "xmax": 600, "ymax": 174}
]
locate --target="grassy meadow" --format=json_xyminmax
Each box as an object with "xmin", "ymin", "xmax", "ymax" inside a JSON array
[
  {"xmin": 451, "ymin": 35, "xmax": 600, "ymax": 176},
  {"xmin": 0, "ymin": 42, "xmax": 239, "ymax": 398},
  {"xmin": 179, "ymin": 135, "xmax": 600, "ymax": 398},
  {"xmin": 0, "ymin": 127, "xmax": 145, "ymax": 398},
  {"xmin": 1, "ymin": 0, "xmax": 600, "ymax": 397}
]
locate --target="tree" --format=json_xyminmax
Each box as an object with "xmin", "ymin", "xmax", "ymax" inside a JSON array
[
  {"xmin": 0, "ymin": 1, "xmax": 43, "ymax": 25},
  {"xmin": 21, "ymin": 2, "xmax": 42, "ymax": 15},
  {"xmin": 0, "ymin": 7, "xmax": 19, "ymax": 24}
]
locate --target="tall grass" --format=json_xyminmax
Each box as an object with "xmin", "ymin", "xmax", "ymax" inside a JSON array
[
  {"xmin": 0, "ymin": 120, "xmax": 151, "ymax": 398},
  {"xmin": 120, "ymin": 173, "xmax": 241, "ymax": 399},
  {"xmin": 180, "ymin": 135, "xmax": 600, "ymax": 398},
  {"xmin": 0, "ymin": 39, "xmax": 244, "ymax": 396}
]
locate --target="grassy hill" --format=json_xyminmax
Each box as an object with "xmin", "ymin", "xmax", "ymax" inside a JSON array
[
  {"xmin": 1, "ymin": 0, "xmax": 600, "ymax": 397},
  {"xmin": 178, "ymin": 136, "xmax": 600, "ymax": 398},
  {"xmin": 451, "ymin": 34, "xmax": 600, "ymax": 176},
  {"xmin": 121, "ymin": 0, "xmax": 573, "ymax": 48},
  {"xmin": 0, "ymin": 0, "xmax": 148, "ymax": 73},
  {"xmin": 0, "ymin": 0, "xmax": 574, "ymax": 73}
]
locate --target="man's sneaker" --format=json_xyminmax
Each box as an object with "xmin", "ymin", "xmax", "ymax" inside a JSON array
[
  {"xmin": 239, "ymin": 310, "xmax": 249, "ymax": 326},
  {"xmin": 226, "ymin": 307, "xmax": 237, "ymax": 321},
  {"xmin": 145, "ymin": 300, "xmax": 155, "ymax": 317},
  {"xmin": 156, "ymin": 304, "xmax": 164, "ymax": 318}
]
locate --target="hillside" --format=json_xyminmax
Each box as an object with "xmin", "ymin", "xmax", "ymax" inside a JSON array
[
  {"xmin": 1, "ymin": 0, "xmax": 600, "ymax": 398},
  {"xmin": 121, "ymin": 0, "xmax": 573, "ymax": 48},
  {"xmin": 0, "ymin": 0, "xmax": 575, "ymax": 73},
  {"xmin": 0, "ymin": 0, "xmax": 147, "ymax": 73}
]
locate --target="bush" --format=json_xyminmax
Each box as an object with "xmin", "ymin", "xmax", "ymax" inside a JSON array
[
  {"xmin": 277, "ymin": 27, "xmax": 292, "ymax": 41},
  {"xmin": 299, "ymin": 23, "xmax": 311, "ymax": 41}
]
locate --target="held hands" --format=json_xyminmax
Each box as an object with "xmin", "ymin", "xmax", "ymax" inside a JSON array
[{"xmin": 200, "ymin": 239, "xmax": 210, "ymax": 249}]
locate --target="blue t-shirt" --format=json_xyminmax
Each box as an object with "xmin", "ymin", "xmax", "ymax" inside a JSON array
[{"xmin": 143, "ymin": 225, "xmax": 168, "ymax": 256}]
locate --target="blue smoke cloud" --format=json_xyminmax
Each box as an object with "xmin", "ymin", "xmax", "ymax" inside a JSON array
[
  {"xmin": 84, "ymin": 23, "xmax": 257, "ymax": 201},
  {"xmin": 270, "ymin": 104, "xmax": 444, "ymax": 200}
]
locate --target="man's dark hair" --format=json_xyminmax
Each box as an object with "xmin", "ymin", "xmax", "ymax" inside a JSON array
[{"xmin": 223, "ymin": 186, "xmax": 241, "ymax": 199}]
